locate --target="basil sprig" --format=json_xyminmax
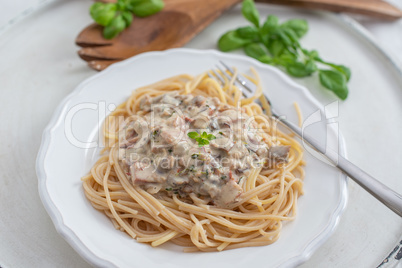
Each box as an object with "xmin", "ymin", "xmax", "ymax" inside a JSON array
[
  {"xmin": 90, "ymin": 0, "xmax": 164, "ymax": 40},
  {"xmin": 218, "ymin": 0, "xmax": 351, "ymax": 100},
  {"xmin": 188, "ymin": 132, "xmax": 216, "ymax": 147}
]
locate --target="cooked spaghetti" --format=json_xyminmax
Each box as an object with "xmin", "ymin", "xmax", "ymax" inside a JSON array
[{"xmin": 82, "ymin": 69, "xmax": 305, "ymax": 252}]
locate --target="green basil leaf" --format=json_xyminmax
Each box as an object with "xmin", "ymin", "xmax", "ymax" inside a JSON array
[
  {"xmin": 286, "ymin": 60, "xmax": 316, "ymax": 77},
  {"xmin": 260, "ymin": 15, "xmax": 279, "ymax": 35},
  {"xmin": 277, "ymin": 30, "xmax": 292, "ymax": 46},
  {"xmin": 103, "ymin": 15, "xmax": 126, "ymax": 39},
  {"xmin": 116, "ymin": 0, "xmax": 130, "ymax": 10},
  {"xmin": 236, "ymin": 26, "xmax": 259, "ymax": 40},
  {"xmin": 336, "ymin": 65, "xmax": 351, "ymax": 81},
  {"xmin": 305, "ymin": 59, "xmax": 317, "ymax": 73},
  {"xmin": 281, "ymin": 19, "xmax": 308, "ymax": 38},
  {"xmin": 201, "ymin": 132, "xmax": 208, "ymax": 139},
  {"xmin": 131, "ymin": 0, "xmax": 164, "ymax": 17},
  {"xmin": 302, "ymin": 49, "xmax": 321, "ymax": 61},
  {"xmin": 218, "ymin": 30, "xmax": 253, "ymax": 52},
  {"xmin": 125, "ymin": 1, "xmax": 136, "ymax": 11},
  {"xmin": 207, "ymin": 134, "xmax": 216, "ymax": 141},
  {"xmin": 315, "ymin": 58, "xmax": 351, "ymax": 82},
  {"xmin": 258, "ymin": 54, "xmax": 273, "ymax": 64},
  {"xmin": 187, "ymin": 132, "xmax": 199, "ymax": 139},
  {"xmin": 266, "ymin": 38, "xmax": 285, "ymax": 57},
  {"xmin": 242, "ymin": 0, "xmax": 260, "ymax": 28},
  {"xmin": 90, "ymin": 3, "xmax": 117, "ymax": 26},
  {"xmin": 273, "ymin": 51, "xmax": 296, "ymax": 66},
  {"xmin": 244, "ymin": 43, "xmax": 268, "ymax": 60},
  {"xmin": 196, "ymin": 138, "xmax": 209, "ymax": 147},
  {"xmin": 282, "ymin": 27, "xmax": 300, "ymax": 46},
  {"xmin": 327, "ymin": 64, "xmax": 351, "ymax": 81},
  {"xmin": 319, "ymin": 69, "xmax": 349, "ymax": 100},
  {"xmin": 121, "ymin": 11, "xmax": 133, "ymax": 26}
]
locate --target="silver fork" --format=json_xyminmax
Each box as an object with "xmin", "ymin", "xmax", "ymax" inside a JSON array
[{"xmin": 209, "ymin": 61, "xmax": 402, "ymax": 217}]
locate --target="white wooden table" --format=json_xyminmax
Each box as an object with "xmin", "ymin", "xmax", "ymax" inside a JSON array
[{"xmin": 0, "ymin": 1, "xmax": 401, "ymax": 267}]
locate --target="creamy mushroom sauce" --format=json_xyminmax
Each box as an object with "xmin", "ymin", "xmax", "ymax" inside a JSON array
[{"xmin": 118, "ymin": 93, "xmax": 289, "ymax": 208}]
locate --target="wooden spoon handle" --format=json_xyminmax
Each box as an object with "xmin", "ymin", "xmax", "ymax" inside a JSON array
[
  {"xmin": 256, "ymin": 0, "xmax": 402, "ymax": 20},
  {"xmin": 98, "ymin": 0, "xmax": 401, "ymax": 20},
  {"xmin": 98, "ymin": 0, "xmax": 241, "ymax": 14}
]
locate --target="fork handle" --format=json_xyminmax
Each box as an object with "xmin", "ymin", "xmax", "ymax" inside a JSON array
[{"xmin": 271, "ymin": 111, "xmax": 402, "ymax": 217}]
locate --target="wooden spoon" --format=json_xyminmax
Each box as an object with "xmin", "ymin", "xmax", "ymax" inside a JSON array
[
  {"xmin": 76, "ymin": 0, "xmax": 402, "ymax": 71},
  {"xmin": 76, "ymin": 0, "xmax": 242, "ymax": 71}
]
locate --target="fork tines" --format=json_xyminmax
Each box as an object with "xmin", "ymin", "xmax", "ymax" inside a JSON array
[{"xmin": 208, "ymin": 61, "xmax": 255, "ymax": 97}]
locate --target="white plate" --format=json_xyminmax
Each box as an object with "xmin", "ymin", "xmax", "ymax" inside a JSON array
[{"xmin": 36, "ymin": 48, "xmax": 347, "ymax": 268}]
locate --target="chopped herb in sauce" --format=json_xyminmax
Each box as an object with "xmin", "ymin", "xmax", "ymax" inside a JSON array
[
  {"xmin": 152, "ymin": 130, "xmax": 159, "ymax": 138},
  {"xmin": 188, "ymin": 165, "xmax": 195, "ymax": 172}
]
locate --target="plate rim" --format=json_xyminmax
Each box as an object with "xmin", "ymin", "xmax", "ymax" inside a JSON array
[{"xmin": 36, "ymin": 48, "xmax": 348, "ymax": 268}]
